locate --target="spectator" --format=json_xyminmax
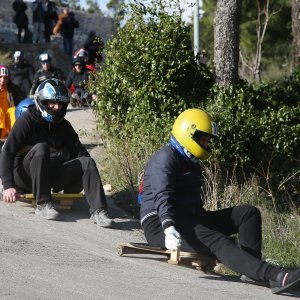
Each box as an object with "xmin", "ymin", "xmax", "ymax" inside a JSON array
[
  {"xmin": 84, "ymin": 30, "xmax": 104, "ymax": 65},
  {"xmin": 44, "ymin": 0, "xmax": 58, "ymax": 42},
  {"xmin": 30, "ymin": 52, "xmax": 64, "ymax": 95},
  {"xmin": 12, "ymin": 0, "xmax": 29, "ymax": 43},
  {"xmin": 73, "ymin": 48, "xmax": 95, "ymax": 72},
  {"xmin": 31, "ymin": 0, "xmax": 46, "ymax": 44},
  {"xmin": 9, "ymin": 51, "xmax": 35, "ymax": 97},
  {"xmin": 58, "ymin": 6, "xmax": 79, "ymax": 56},
  {"xmin": 66, "ymin": 57, "xmax": 90, "ymax": 107},
  {"xmin": 0, "ymin": 65, "xmax": 25, "ymax": 140}
]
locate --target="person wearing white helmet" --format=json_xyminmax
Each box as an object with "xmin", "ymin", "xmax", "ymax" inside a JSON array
[
  {"xmin": 30, "ymin": 52, "xmax": 64, "ymax": 95},
  {"xmin": 139, "ymin": 108, "xmax": 300, "ymax": 295},
  {"xmin": 9, "ymin": 51, "xmax": 35, "ymax": 96}
]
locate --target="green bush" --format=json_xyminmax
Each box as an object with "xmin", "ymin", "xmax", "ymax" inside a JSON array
[
  {"xmin": 89, "ymin": 1, "xmax": 214, "ymax": 197},
  {"xmin": 204, "ymin": 76, "xmax": 299, "ymax": 209}
]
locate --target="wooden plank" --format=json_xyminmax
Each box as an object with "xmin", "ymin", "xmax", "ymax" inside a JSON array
[
  {"xmin": 117, "ymin": 242, "xmax": 217, "ymax": 269},
  {"xmin": 23, "ymin": 193, "xmax": 84, "ymax": 199},
  {"xmin": 16, "ymin": 193, "xmax": 84, "ymax": 210}
]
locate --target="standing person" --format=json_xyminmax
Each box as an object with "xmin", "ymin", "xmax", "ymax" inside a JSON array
[
  {"xmin": 58, "ymin": 6, "xmax": 79, "ymax": 56},
  {"xmin": 44, "ymin": 0, "xmax": 58, "ymax": 42},
  {"xmin": 0, "ymin": 65, "xmax": 25, "ymax": 140},
  {"xmin": 9, "ymin": 51, "xmax": 35, "ymax": 96},
  {"xmin": 30, "ymin": 52, "xmax": 64, "ymax": 95},
  {"xmin": 31, "ymin": 0, "xmax": 46, "ymax": 44},
  {"xmin": 12, "ymin": 0, "xmax": 29, "ymax": 43},
  {"xmin": 84, "ymin": 30, "xmax": 104, "ymax": 65},
  {"xmin": 0, "ymin": 79, "xmax": 114, "ymax": 228},
  {"xmin": 139, "ymin": 108, "xmax": 300, "ymax": 295}
]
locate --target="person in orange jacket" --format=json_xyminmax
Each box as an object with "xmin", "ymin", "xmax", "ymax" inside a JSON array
[{"xmin": 0, "ymin": 65, "xmax": 25, "ymax": 140}]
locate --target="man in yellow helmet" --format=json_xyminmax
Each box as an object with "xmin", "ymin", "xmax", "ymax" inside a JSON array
[{"xmin": 139, "ymin": 108, "xmax": 300, "ymax": 295}]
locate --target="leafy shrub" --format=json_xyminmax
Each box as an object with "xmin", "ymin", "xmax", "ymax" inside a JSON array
[
  {"xmin": 89, "ymin": 1, "xmax": 214, "ymax": 200},
  {"xmin": 204, "ymin": 76, "xmax": 299, "ymax": 208}
]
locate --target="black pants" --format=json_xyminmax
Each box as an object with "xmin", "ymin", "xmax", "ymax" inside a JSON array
[
  {"xmin": 14, "ymin": 143, "xmax": 107, "ymax": 214},
  {"xmin": 142, "ymin": 204, "xmax": 280, "ymax": 282},
  {"xmin": 17, "ymin": 24, "xmax": 29, "ymax": 43}
]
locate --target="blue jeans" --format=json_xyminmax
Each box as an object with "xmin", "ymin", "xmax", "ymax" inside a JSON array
[{"xmin": 63, "ymin": 37, "xmax": 73, "ymax": 56}]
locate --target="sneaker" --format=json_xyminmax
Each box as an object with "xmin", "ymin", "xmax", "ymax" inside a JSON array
[
  {"xmin": 71, "ymin": 93, "xmax": 80, "ymax": 107},
  {"xmin": 35, "ymin": 202, "xmax": 59, "ymax": 220},
  {"xmin": 240, "ymin": 274, "xmax": 269, "ymax": 287},
  {"xmin": 270, "ymin": 269, "xmax": 300, "ymax": 294},
  {"xmin": 91, "ymin": 209, "xmax": 114, "ymax": 228}
]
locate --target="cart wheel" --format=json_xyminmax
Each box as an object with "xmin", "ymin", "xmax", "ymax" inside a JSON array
[{"xmin": 117, "ymin": 246, "xmax": 124, "ymax": 256}]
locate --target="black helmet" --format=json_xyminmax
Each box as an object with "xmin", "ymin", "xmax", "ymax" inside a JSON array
[
  {"xmin": 34, "ymin": 79, "xmax": 70, "ymax": 123},
  {"xmin": 72, "ymin": 57, "xmax": 83, "ymax": 67}
]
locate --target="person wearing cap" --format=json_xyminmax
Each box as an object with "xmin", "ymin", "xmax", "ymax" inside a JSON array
[
  {"xmin": 139, "ymin": 108, "xmax": 300, "ymax": 295},
  {"xmin": 30, "ymin": 52, "xmax": 64, "ymax": 95},
  {"xmin": 66, "ymin": 57, "xmax": 90, "ymax": 107},
  {"xmin": 9, "ymin": 51, "xmax": 35, "ymax": 96},
  {"xmin": 0, "ymin": 65, "xmax": 25, "ymax": 140}
]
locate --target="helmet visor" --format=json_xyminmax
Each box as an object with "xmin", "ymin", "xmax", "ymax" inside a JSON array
[{"xmin": 192, "ymin": 128, "xmax": 217, "ymax": 153}]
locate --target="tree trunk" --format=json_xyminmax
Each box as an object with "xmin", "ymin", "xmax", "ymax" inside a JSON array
[
  {"xmin": 292, "ymin": 0, "xmax": 300, "ymax": 68},
  {"xmin": 214, "ymin": 0, "xmax": 241, "ymax": 87}
]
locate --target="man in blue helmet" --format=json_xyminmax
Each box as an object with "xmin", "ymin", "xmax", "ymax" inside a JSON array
[{"xmin": 0, "ymin": 79, "xmax": 114, "ymax": 228}]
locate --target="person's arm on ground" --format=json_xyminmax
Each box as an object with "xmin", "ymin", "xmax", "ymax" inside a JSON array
[{"xmin": 0, "ymin": 117, "xmax": 30, "ymax": 203}]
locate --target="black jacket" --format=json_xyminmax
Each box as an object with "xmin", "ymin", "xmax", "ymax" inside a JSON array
[
  {"xmin": 66, "ymin": 68, "xmax": 89, "ymax": 90},
  {"xmin": 140, "ymin": 145, "xmax": 204, "ymax": 230},
  {"xmin": 60, "ymin": 13, "xmax": 79, "ymax": 38},
  {"xmin": 0, "ymin": 106, "xmax": 89, "ymax": 190},
  {"xmin": 12, "ymin": 1, "xmax": 28, "ymax": 27},
  {"xmin": 6, "ymin": 80, "xmax": 26, "ymax": 106},
  {"xmin": 9, "ymin": 62, "xmax": 35, "ymax": 96},
  {"xmin": 30, "ymin": 66, "xmax": 64, "ymax": 94}
]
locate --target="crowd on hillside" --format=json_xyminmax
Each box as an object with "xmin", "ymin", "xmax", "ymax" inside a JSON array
[
  {"xmin": 12, "ymin": 0, "xmax": 102, "ymax": 58},
  {"xmin": 6, "ymin": 0, "xmax": 105, "ymax": 112}
]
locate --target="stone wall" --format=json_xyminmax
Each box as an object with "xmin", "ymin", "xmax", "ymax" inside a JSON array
[{"xmin": 0, "ymin": 0, "xmax": 116, "ymax": 51}]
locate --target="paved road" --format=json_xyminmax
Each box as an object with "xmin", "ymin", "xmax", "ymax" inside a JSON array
[{"xmin": 0, "ymin": 108, "xmax": 297, "ymax": 299}]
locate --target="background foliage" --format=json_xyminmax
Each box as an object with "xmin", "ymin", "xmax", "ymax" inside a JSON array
[
  {"xmin": 89, "ymin": 1, "xmax": 299, "ymax": 210},
  {"xmin": 89, "ymin": 1, "xmax": 214, "ymax": 189}
]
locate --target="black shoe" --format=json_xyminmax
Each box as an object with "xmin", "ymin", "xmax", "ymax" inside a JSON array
[{"xmin": 270, "ymin": 269, "xmax": 300, "ymax": 294}]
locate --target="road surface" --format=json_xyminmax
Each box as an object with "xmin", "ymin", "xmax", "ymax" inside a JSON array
[{"xmin": 0, "ymin": 107, "xmax": 297, "ymax": 299}]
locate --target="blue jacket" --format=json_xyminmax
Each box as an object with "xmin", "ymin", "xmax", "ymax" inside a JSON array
[{"xmin": 140, "ymin": 145, "xmax": 204, "ymax": 230}]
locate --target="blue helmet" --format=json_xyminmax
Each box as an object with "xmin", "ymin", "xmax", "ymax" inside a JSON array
[
  {"xmin": 34, "ymin": 79, "xmax": 70, "ymax": 123},
  {"xmin": 15, "ymin": 97, "xmax": 35, "ymax": 119}
]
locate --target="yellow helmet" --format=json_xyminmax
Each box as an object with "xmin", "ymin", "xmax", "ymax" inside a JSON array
[{"xmin": 172, "ymin": 109, "xmax": 218, "ymax": 160}]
